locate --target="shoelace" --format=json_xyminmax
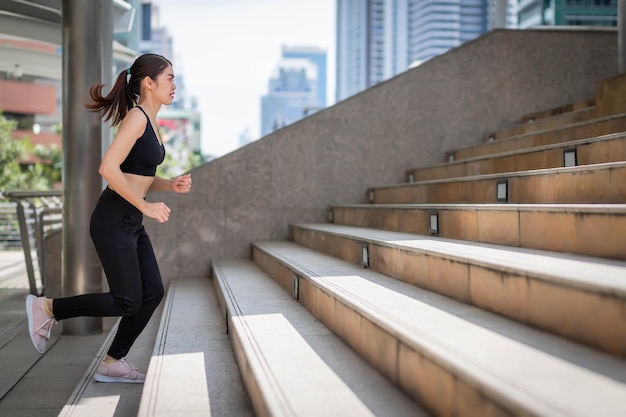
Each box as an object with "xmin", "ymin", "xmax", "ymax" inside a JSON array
[
  {"xmin": 35, "ymin": 317, "xmax": 57, "ymax": 340},
  {"xmin": 118, "ymin": 357, "xmax": 139, "ymax": 371}
]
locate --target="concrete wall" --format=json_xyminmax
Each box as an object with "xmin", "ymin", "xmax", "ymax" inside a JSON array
[{"xmin": 146, "ymin": 28, "xmax": 619, "ymax": 281}]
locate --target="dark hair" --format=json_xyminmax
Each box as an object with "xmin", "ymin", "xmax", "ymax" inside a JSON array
[{"xmin": 86, "ymin": 53, "xmax": 172, "ymax": 126}]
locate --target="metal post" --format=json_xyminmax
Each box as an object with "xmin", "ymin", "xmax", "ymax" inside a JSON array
[
  {"xmin": 14, "ymin": 203, "xmax": 38, "ymax": 295},
  {"xmin": 61, "ymin": 0, "xmax": 108, "ymax": 335},
  {"xmin": 617, "ymin": 0, "xmax": 626, "ymax": 74},
  {"xmin": 102, "ymin": 1, "xmax": 113, "ymax": 173}
]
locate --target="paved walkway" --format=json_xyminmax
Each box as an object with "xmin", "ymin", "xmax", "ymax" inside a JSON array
[
  {"xmin": 0, "ymin": 250, "xmax": 29, "ymax": 301},
  {"xmin": 0, "ymin": 251, "xmax": 117, "ymax": 417}
]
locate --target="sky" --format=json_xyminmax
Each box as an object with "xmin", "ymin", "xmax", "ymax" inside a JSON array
[{"xmin": 155, "ymin": 0, "xmax": 336, "ymax": 157}]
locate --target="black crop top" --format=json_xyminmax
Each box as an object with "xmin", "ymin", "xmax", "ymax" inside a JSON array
[{"xmin": 120, "ymin": 106, "xmax": 165, "ymax": 176}]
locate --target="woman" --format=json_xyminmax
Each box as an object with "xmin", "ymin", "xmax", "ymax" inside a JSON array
[{"xmin": 25, "ymin": 53, "xmax": 191, "ymax": 383}]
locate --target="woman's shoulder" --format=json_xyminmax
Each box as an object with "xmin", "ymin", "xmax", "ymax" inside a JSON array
[
  {"xmin": 117, "ymin": 107, "xmax": 148, "ymax": 137},
  {"xmin": 127, "ymin": 106, "xmax": 148, "ymax": 119},
  {"xmin": 122, "ymin": 107, "xmax": 148, "ymax": 125}
]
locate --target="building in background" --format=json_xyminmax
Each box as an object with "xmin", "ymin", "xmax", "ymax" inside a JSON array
[
  {"xmin": 0, "ymin": 0, "xmax": 204, "ymax": 182},
  {"xmin": 336, "ymin": 0, "xmax": 618, "ymax": 103},
  {"xmin": 517, "ymin": 0, "xmax": 617, "ymax": 28},
  {"xmin": 336, "ymin": 0, "xmax": 512, "ymax": 102},
  {"xmin": 260, "ymin": 47, "xmax": 327, "ymax": 137},
  {"xmin": 409, "ymin": 0, "xmax": 489, "ymax": 64},
  {"xmin": 282, "ymin": 45, "xmax": 328, "ymax": 107},
  {"xmin": 0, "ymin": 37, "xmax": 62, "ymax": 152},
  {"xmin": 0, "ymin": 1, "xmax": 136, "ymax": 186}
]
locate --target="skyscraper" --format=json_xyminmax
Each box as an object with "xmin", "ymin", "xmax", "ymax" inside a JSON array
[
  {"xmin": 336, "ymin": 0, "xmax": 370, "ymax": 102},
  {"xmin": 517, "ymin": 0, "xmax": 617, "ymax": 28},
  {"xmin": 409, "ymin": 0, "xmax": 489, "ymax": 63},
  {"xmin": 261, "ymin": 46, "xmax": 327, "ymax": 137},
  {"xmin": 336, "ymin": 0, "xmax": 492, "ymax": 102},
  {"xmin": 261, "ymin": 58, "xmax": 320, "ymax": 137},
  {"xmin": 282, "ymin": 46, "xmax": 328, "ymax": 107}
]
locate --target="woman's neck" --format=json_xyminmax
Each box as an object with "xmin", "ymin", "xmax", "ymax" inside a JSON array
[{"xmin": 137, "ymin": 100, "xmax": 160, "ymax": 119}]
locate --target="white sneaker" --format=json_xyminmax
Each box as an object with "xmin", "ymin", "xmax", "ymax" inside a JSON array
[
  {"xmin": 94, "ymin": 357, "xmax": 146, "ymax": 383},
  {"xmin": 25, "ymin": 295, "xmax": 56, "ymax": 354}
]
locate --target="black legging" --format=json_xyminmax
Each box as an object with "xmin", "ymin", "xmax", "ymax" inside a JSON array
[{"xmin": 53, "ymin": 187, "xmax": 164, "ymax": 359}]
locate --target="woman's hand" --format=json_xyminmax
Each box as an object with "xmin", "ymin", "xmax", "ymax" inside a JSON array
[
  {"xmin": 141, "ymin": 201, "xmax": 171, "ymax": 223},
  {"xmin": 171, "ymin": 174, "xmax": 192, "ymax": 194}
]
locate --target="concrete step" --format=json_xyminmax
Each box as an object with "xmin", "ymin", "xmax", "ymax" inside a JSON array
[
  {"xmin": 371, "ymin": 161, "xmax": 626, "ymax": 204},
  {"xmin": 448, "ymin": 113, "xmax": 626, "ymax": 161},
  {"xmin": 289, "ymin": 222, "xmax": 626, "ymax": 355},
  {"xmin": 58, "ymin": 313, "xmax": 156, "ymax": 417},
  {"xmin": 520, "ymin": 98, "xmax": 595, "ymax": 124},
  {"xmin": 409, "ymin": 132, "xmax": 626, "ymax": 182},
  {"xmin": 252, "ymin": 240, "xmax": 626, "ymax": 417},
  {"xmin": 330, "ymin": 203, "xmax": 626, "ymax": 260},
  {"xmin": 0, "ymin": 302, "xmax": 116, "ymax": 417},
  {"xmin": 0, "ymin": 293, "xmax": 62, "ymax": 403},
  {"xmin": 138, "ymin": 278, "xmax": 253, "ymax": 417},
  {"xmin": 484, "ymin": 105, "xmax": 596, "ymax": 142},
  {"xmin": 212, "ymin": 259, "xmax": 424, "ymax": 417}
]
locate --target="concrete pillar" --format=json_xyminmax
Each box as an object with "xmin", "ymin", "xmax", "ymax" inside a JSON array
[
  {"xmin": 617, "ymin": 0, "xmax": 626, "ymax": 74},
  {"xmin": 101, "ymin": 3, "xmax": 113, "ymax": 171},
  {"xmin": 61, "ymin": 0, "xmax": 111, "ymax": 335}
]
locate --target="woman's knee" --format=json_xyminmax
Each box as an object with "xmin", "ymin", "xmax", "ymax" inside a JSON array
[
  {"xmin": 115, "ymin": 296, "xmax": 143, "ymax": 316},
  {"xmin": 146, "ymin": 280, "xmax": 164, "ymax": 304}
]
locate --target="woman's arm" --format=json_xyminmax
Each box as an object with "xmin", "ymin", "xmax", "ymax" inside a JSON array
[
  {"xmin": 150, "ymin": 175, "xmax": 174, "ymax": 192},
  {"xmin": 150, "ymin": 173, "xmax": 192, "ymax": 193}
]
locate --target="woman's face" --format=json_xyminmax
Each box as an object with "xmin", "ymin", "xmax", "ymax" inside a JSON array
[{"xmin": 153, "ymin": 64, "xmax": 176, "ymax": 105}]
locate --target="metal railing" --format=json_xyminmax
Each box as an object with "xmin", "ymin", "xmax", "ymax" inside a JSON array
[
  {"xmin": 0, "ymin": 202, "xmax": 21, "ymax": 250},
  {"xmin": 1, "ymin": 190, "xmax": 63, "ymax": 295}
]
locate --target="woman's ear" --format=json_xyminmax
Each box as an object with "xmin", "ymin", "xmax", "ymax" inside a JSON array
[{"xmin": 142, "ymin": 76, "xmax": 154, "ymax": 91}]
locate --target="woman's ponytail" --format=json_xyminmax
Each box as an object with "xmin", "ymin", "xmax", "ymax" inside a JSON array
[
  {"xmin": 86, "ymin": 68, "xmax": 136, "ymax": 126},
  {"xmin": 86, "ymin": 53, "xmax": 171, "ymax": 126}
]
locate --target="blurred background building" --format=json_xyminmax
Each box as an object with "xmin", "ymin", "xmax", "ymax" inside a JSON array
[
  {"xmin": 261, "ymin": 46, "xmax": 327, "ymax": 137},
  {"xmin": 335, "ymin": 0, "xmax": 617, "ymax": 102},
  {"xmin": 0, "ymin": 0, "xmax": 203, "ymax": 188},
  {"xmin": 517, "ymin": 0, "xmax": 617, "ymax": 28}
]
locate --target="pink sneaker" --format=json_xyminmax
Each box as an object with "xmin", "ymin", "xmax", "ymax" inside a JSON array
[
  {"xmin": 94, "ymin": 357, "xmax": 146, "ymax": 383},
  {"xmin": 25, "ymin": 295, "xmax": 57, "ymax": 353}
]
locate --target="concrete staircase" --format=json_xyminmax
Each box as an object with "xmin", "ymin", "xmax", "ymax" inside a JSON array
[
  {"xmin": 51, "ymin": 76, "xmax": 626, "ymax": 416},
  {"xmin": 199, "ymin": 82, "xmax": 626, "ymax": 416}
]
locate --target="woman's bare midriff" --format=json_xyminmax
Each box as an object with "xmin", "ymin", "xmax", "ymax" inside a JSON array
[{"xmin": 112, "ymin": 173, "xmax": 155, "ymax": 200}]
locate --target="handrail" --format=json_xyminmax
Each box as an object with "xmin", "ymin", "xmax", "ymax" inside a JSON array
[
  {"xmin": 1, "ymin": 190, "xmax": 63, "ymax": 295},
  {"xmin": 2, "ymin": 190, "xmax": 62, "ymax": 199}
]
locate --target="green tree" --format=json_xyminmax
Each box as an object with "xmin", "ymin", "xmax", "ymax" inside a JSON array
[
  {"xmin": 34, "ymin": 143, "xmax": 63, "ymax": 184},
  {"xmin": 0, "ymin": 113, "xmax": 57, "ymax": 197}
]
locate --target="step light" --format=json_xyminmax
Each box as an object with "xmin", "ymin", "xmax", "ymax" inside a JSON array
[
  {"xmin": 408, "ymin": 173, "xmax": 415, "ymax": 183},
  {"xmin": 496, "ymin": 179, "xmax": 509, "ymax": 203},
  {"xmin": 369, "ymin": 190, "xmax": 374, "ymax": 203},
  {"xmin": 293, "ymin": 274, "xmax": 299, "ymax": 299},
  {"xmin": 361, "ymin": 243, "xmax": 369, "ymax": 268},
  {"xmin": 564, "ymin": 148, "xmax": 577, "ymax": 167},
  {"xmin": 488, "ymin": 135, "xmax": 495, "ymax": 142},
  {"xmin": 448, "ymin": 153, "xmax": 455, "ymax": 162},
  {"xmin": 429, "ymin": 211, "xmax": 439, "ymax": 235},
  {"xmin": 327, "ymin": 209, "xmax": 334, "ymax": 223}
]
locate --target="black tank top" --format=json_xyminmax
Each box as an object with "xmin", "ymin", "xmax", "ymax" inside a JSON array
[{"xmin": 120, "ymin": 106, "xmax": 165, "ymax": 176}]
